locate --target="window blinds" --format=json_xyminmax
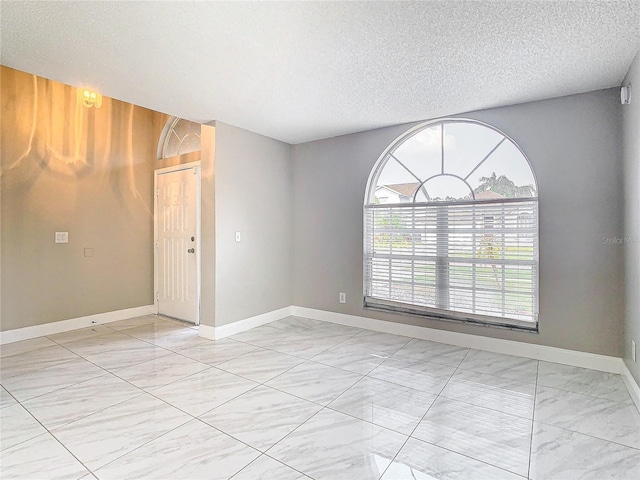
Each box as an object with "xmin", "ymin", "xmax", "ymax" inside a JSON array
[{"xmin": 364, "ymin": 198, "xmax": 538, "ymax": 329}]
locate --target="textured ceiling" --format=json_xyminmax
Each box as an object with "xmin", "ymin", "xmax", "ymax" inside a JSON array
[{"xmin": 1, "ymin": 1, "xmax": 639, "ymax": 144}]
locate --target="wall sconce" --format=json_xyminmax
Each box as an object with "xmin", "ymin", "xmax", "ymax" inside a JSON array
[{"xmin": 77, "ymin": 88, "xmax": 103, "ymax": 109}]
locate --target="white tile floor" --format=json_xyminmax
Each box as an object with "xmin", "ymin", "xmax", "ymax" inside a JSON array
[{"xmin": 1, "ymin": 315, "xmax": 639, "ymax": 480}]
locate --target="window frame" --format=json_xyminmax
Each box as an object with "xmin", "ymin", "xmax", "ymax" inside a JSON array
[
  {"xmin": 363, "ymin": 118, "xmax": 539, "ymax": 332},
  {"xmin": 157, "ymin": 116, "xmax": 202, "ymax": 160}
]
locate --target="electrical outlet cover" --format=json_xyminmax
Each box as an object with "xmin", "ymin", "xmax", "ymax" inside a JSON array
[{"xmin": 55, "ymin": 232, "xmax": 69, "ymax": 243}]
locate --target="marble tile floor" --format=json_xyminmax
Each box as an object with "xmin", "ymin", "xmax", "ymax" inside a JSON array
[{"xmin": 1, "ymin": 314, "xmax": 638, "ymax": 480}]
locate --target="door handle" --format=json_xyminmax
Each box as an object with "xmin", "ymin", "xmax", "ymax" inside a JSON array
[{"xmin": 187, "ymin": 248, "xmax": 195, "ymax": 253}]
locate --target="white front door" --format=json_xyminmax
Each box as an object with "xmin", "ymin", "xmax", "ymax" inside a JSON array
[{"xmin": 155, "ymin": 165, "xmax": 200, "ymax": 324}]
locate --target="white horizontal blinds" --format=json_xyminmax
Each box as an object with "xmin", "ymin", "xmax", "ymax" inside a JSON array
[{"xmin": 364, "ymin": 199, "xmax": 538, "ymax": 323}]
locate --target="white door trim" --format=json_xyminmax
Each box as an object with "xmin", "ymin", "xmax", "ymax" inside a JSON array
[{"xmin": 154, "ymin": 161, "xmax": 202, "ymax": 325}]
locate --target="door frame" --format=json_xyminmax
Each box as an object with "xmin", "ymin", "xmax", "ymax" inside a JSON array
[{"xmin": 153, "ymin": 161, "xmax": 202, "ymax": 325}]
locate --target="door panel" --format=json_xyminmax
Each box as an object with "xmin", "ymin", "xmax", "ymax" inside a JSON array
[{"xmin": 156, "ymin": 167, "xmax": 199, "ymax": 323}]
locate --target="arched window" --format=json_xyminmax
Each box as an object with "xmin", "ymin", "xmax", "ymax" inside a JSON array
[
  {"xmin": 364, "ymin": 119, "xmax": 539, "ymax": 330},
  {"xmin": 158, "ymin": 117, "xmax": 201, "ymax": 159}
]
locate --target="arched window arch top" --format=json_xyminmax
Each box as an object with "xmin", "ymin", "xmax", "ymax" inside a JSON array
[
  {"xmin": 157, "ymin": 117, "xmax": 201, "ymax": 159},
  {"xmin": 364, "ymin": 118, "xmax": 539, "ymax": 330},
  {"xmin": 367, "ymin": 119, "xmax": 537, "ymax": 206}
]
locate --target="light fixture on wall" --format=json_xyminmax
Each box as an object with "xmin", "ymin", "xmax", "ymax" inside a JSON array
[
  {"xmin": 77, "ymin": 88, "xmax": 103, "ymax": 109},
  {"xmin": 621, "ymin": 84, "xmax": 631, "ymax": 105}
]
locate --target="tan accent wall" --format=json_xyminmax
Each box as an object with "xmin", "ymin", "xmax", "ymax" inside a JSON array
[{"xmin": 1, "ymin": 66, "xmax": 159, "ymax": 331}]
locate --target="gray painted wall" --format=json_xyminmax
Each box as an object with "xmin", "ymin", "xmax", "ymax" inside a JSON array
[
  {"xmin": 292, "ymin": 89, "xmax": 625, "ymax": 357},
  {"xmin": 214, "ymin": 122, "xmax": 292, "ymax": 326},
  {"xmin": 623, "ymin": 50, "xmax": 640, "ymax": 382}
]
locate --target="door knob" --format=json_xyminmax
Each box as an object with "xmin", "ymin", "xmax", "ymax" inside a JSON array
[{"xmin": 187, "ymin": 248, "xmax": 195, "ymax": 253}]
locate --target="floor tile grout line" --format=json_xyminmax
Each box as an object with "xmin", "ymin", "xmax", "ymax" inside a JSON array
[
  {"xmin": 532, "ymin": 380, "xmax": 635, "ymax": 405},
  {"xmin": 183, "ymin": 377, "xmax": 265, "ymax": 418},
  {"xmin": 12, "ymin": 387, "xmax": 518, "ymax": 480},
  {"xmin": 10, "ymin": 319, "xmax": 339, "ymax": 461},
  {"xmin": 0, "ymin": 318, "xmax": 601, "ymax": 423},
  {"xmin": 361, "ymin": 350, "xmax": 458, "ymax": 398},
  {"xmin": 3, "ymin": 399, "xmax": 98, "ymax": 478},
  {"xmin": 263, "ymin": 452, "xmax": 320, "ymax": 480},
  {"xmin": 376, "ymin": 348, "xmax": 466, "ymax": 480},
  {"xmin": 531, "ymin": 419, "xmax": 640, "ymax": 452},
  {"xmin": 314, "ymin": 329, "xmax": 631, "ymax": 406},
  {"xmin": 0, "ymin": 338, "xmax": 61, "ymax": 360},
  {"xmin": 50, "ymin": 319, "xmax": 229, "ymax": 384},
  {"xmin": 44, "ymin": 375, "xmax": 203, "ymax": 475},
  {"xmin": 230, "ymin": 329, "xmax": 363, "ymax": 362},
  {"xmin": 1, "ymin": 367, "xmax": 108, "ymax": 405},
  {"xmin": 413, "ymin": 361, "xmax": 639, "ymax": 450},
  {"xmin": 221, "ymin": 329, "xmax": 467, "ymax": 427},
  {"xmin": 21, "ymin": 323, "xmax": 631, "ymax": 410},
  {"xmin": 0, "ymin": 350, "xmax": 83, "ymax": 382},
  {"xmin": 13, "ymin": 328, "xmax": 221, "ymax": 454},
  {"xmin": 379, "ymin": 345, "xmax": 540, "ymax": 421},
  {"xmin": 187, "ymin": 350, "xmax": 440, "ymax": 468},
  {"xmin": 5, "ymin": 316, "xmax": 632, "ymax": 393},
  {"xmin": 376, "ymin": 346, "xmax": 530, "ymax": 480},
  {"xmin": 17, "ymin": 385, "xmax": 148, "ymax": 432},
  {"xmin": 208, "ymin": 359, "xmax": 304, "ymax": 388},
  {"xmin": 131, "ymin": 361, "xmax": 221, "ymax": 394},
  {"xmin": 261, "ymin": 405, "xmax": 329, "ymax": 460},
  {"xmin": 89, "ymin": 415, "xmax": 201, "ymax": 476},
  {"xmin": 0, "ymin": 385, "xmax": 21, "ymax": 408},
  {"xmin": 224, "ymin": 338, "xmax": 640, "ymax": 457},
  {"xmin": 68, "ymin": 356, "xmax": 211, "ymax": 421},
  {"xmin": 15, "ymin": 325, "xmax": 192, "ymax": 403},
  {"xmin": 289, "ymin": 343, "xmax": 640, "ymax": 455},
  {"xmin": 11, "ymin": 325, "xmax": 422, "ymax": 421},
  {"xmin": 5, "ymin": 315, "xmax": 638, "ymax": 479},
  {"xmin": 435, "ymin": 385, "xmax": 535, "ymax": 421},
  {"xmin": 2, "ymin": 364, "xmax": 110, "ymax": 408},
  {"xmin": 388, "ymin": 352, "xmax": 471, "ymax": 475},
  {"xmin": 196, "ymin": 387, "xmax": 324, "ymax": 460},
  {"xmin": 228, "ymin": 452, "xmax": 314, "ymax": 480},
  {"xmin": 45, "ymin": 320, "xmax": 184, "ymax": 364}
]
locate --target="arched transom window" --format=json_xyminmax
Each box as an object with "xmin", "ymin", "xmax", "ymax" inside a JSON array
[
  {"xmin": 158, "ymin": 117, "xmax": 201, "ymax": 159},
  {"xmin": 364, "ymin": 119, "xmax": 539, "ymax": 329}
]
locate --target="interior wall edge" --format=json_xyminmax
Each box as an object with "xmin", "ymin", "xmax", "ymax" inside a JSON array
[
  {"xmin": 199, "ymin": 306, "xmax": 293, "ymax": 341},
  {"xmin": 621, "ymin": 359, "xmax": 640, "ymax": 413}
]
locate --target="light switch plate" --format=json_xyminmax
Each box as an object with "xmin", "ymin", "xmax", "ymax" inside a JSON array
[
  {"xmin": 55, "ymin": 232, "xmax": 69, "ymax": 243},
  {"xmin": 235, "ymin": 231, "xmax": 241, "ymax": 242}
]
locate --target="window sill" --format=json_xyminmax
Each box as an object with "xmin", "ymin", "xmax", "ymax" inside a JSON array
[{"xmin": 363, "ymin": 298, "xmax": 539, "ymax": 333}]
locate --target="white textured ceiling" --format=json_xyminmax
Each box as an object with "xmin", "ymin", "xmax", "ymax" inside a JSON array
[{"xmin": 1, "ymin": 1, "xmax": 639, "ymax": 144}]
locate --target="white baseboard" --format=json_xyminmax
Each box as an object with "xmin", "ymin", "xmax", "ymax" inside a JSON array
[
  {"xmin": 0, "ymin": 305, "xmax": 156, "ymax": 345},
  {"xmin": 291, "ymin": 306, "xmax": 623, "ymax": 374},
  {"xmin": 7, "ymin": 302, "xmax": 636, "ymax": 409},
  {"xmin": 198, "ymin": 324, "xmax": 215, "ymax": 340},
  {"xmin": 199, "ymin": 306, "xmax": 292, "ymax": 340},
  {"xmin": 621, "ymin": 361, "xmax": 640, "ymax": 412}
]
